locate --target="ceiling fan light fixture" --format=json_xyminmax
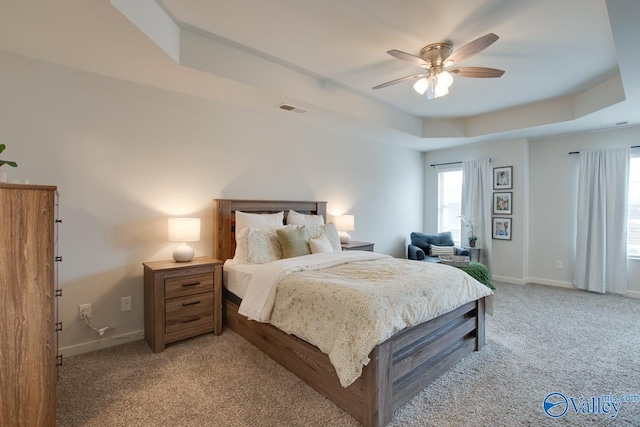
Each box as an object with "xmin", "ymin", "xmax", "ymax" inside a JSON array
[
  {"xmin": 413, "ymin": 77, "xmax": 429, "ymax": 95},
  {"xmin": 434, "ymin": 82, "xmax": 449, "ymax": 98},
  {"xmin": 425, "ymin": 75, "xmax": 437, "ymax": 99},
  {"xmin": 437, "ymin": 70, "xmax": 454, "ymax": 88},
  {"xmin": 422, "ymin": 71, "xmax": 452, "ymax": 99}
]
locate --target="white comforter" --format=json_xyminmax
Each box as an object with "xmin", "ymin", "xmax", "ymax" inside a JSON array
[{"xmin": 238, "ymin": 252, "xmax": 493, "ymax": 387}]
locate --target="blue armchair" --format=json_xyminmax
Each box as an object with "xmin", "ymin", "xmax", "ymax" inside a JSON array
[{"xmin": 407, "ymin": 231, "xmax": 469, "ymax": 262}]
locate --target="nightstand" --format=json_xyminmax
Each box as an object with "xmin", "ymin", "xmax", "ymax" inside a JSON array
[
  {"xmin": 463, "ymin": 246, "xmax": 483, "ymax": 263},
  {"xmin": 341, "ymin": 241, "xmax": 375, "ymax": 252},
  {"xmin": 143, "ymin": 257, "xmax": 223, "ymax": 353}
]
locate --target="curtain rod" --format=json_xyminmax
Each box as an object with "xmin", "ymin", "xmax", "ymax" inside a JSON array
[
  {"xmin": 569, "ymin": 145, "xmax": 640, "ymax": 154},
  {"xmin": 430, "ymin": 158, "xmax": 492, "ymax": 168},
  {"xmin": 430, "ymin": 161, "xmax": 462, "ymax": 167}
]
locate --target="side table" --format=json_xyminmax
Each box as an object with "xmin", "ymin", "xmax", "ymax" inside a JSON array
[
  {"xmin": 143, "ymin": 257, "xmax": 223, "ymax": 353},
  {"xmin": 463, "ymin": 246, "xmax": 483, "ymax": 263}
]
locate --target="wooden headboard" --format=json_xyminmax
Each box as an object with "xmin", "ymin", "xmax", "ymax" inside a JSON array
[{"xmin": 212, "ymin": 199, "xmax": 327, "ymax": 262}]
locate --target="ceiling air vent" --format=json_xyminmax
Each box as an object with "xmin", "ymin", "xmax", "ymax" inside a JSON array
[
  {"xmin": 600, "ymin": 121, "xmax": 630, "ymax": 129},
  {"xmin": 276, "ymin": 104, "xmax": 309, "ymax": 114}
]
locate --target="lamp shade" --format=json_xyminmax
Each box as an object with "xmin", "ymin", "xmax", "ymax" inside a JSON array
[
  {"xmin": 333, "ymin": 215, "xmax": 354, "ymax": 231},
  {"xmin": 413, "ymin": 77, "xmax": 429, "ymax": 95},
  {"xmin": 333, "ymin": 215, "xmax": 354, "ymax": 244},
  {"xmin": 168, "ymin": 218, "xmax": 201, "ymax": 242}
]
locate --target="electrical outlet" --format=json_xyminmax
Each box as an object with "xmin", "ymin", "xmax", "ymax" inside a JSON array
[
  {"xmin": 121, "ymin": 296, "xmax": 132, "ymax": 312},
  {"xmin": 79, "ymin": 303, "xmax": 91, "ymax": 319},
  {"xmin": 555, "ymin": 260, "xmax": 563, "ymax": 269}
]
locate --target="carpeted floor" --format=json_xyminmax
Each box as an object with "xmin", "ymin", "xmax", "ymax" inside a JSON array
[{"xmin": 57, "ymin": 283, "xmax": 640, "ymax": 426}]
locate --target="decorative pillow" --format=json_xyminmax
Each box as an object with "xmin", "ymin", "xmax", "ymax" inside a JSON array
[
  {"xmin": 233, "ymin": 227, "xmax": 250, "ymax": 262},
  {"xmin": 277, "ymin": 226, "xmax": 310, "ymax": 258},
  {"xmin": 286, "ymin": 209, "xmax": 325, "ymax": 226},
  {"xmin": 235, "ymin": 211, "xmax": 284, "ymax": 233},
  {"xmin": 306, "ymin": 223, "xmax": 341, "ymax": 252},
  {"xmin": 411, "ymin": 231, "xmax": 455, "ymax": 253},
  {"xmin": 246, "ymin": 228, "xmax": 283, "ymax": 264},
  {"xmin": 429, "ymin": 245, "xmax": 455, "ymax": 256},
  {"xmin": 308, "ymin": 234, "xmax": 333, "ymax": 254}
]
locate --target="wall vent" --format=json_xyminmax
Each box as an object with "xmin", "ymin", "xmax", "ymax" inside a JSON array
[{"xmin": 276, "ymin": 104, "xmax": 309, "ymax": 114}]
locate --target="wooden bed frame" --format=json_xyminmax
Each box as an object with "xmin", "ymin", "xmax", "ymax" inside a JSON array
[{"xmin": 213, "ymin": 199, "xmax": 486, "ymax": 427}]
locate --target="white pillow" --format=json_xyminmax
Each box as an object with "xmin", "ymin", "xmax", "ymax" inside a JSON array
[
  {"xmin": 235, "ymin": 211, "xmax": 284, "ymax": 233},
  {"xmin": 308, "ymin": 233, "xmax": 333, "ymax": 254},
  {"xmin": 286, "ymin": 209, "xmax": 325, "ymax": 226},
  {"xmin": 430, "ymin": 245, "xmax": 455, "ymax": 256},
  {"xmin": 306, "ymin": 223, "xmax": 341, "ymax": 252},
  {"xmin": 246, "ymin": 228, "xmax": 283, "ymax": 264}
]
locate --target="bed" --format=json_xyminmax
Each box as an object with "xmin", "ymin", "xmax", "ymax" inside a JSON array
[{"xmin": 213, "ymin": 199, "xmax": 489, "ymax": 427}]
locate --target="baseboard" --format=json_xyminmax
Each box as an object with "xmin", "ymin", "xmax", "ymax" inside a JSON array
[
  {"xmin": 491, "ymin": 275, "xmax": 526, "ymax": 285},
  {"xmin": 524, "ymin": 277, "xmax": 574, "ymax": 289},
  {"xmin": 60, "ymin": 329, "xmax": 144, "ymax": 357},
  {"xmin": 523, "ymin": 278, "xmax": 640, "ymax": 298},
  {"xmin": 626, "ymin": 290, "xmax": 640, "ymax": 299}
]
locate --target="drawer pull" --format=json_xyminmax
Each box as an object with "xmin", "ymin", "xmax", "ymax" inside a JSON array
[
  {"xmin": 182, "ymin": 315, "xmax": 201, "ymax": 323},
  {"xmin": 181, "ymin": 282, "xmax": 200, "ymax": 287},
  {"xmin": 182, "ymin": 300, "xmax": 201, "ymax": 307}
]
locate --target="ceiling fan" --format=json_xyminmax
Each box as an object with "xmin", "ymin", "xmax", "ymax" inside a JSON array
[{"xmin": 373, "ymin": 33, "xmax": 505, "ymax": 99}]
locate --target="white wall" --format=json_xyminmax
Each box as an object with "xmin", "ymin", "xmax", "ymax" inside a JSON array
[
  {"xmin": 529, "ymin": 127, "xmax": 640, "ymax": 297},
  {"xmin": 0, "ymin": 51, "xmax": 423, "ymax": 355},
  {"xmin": 423, "ymin": 139, "xmax": 529, "ymax": 283}
]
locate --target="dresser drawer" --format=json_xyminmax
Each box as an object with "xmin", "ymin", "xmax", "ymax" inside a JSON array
[
  {"xmin": 164, "ymin": 273, "xmax": 213, "ymax": 298},
  {"xmin": 165, "ymin": 292, "xmax": 214, "ymax": 335}
]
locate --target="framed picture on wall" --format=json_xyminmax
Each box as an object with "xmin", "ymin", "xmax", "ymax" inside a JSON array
[
  {"xmin": 493, "ymin": 166, "xmax": 513, "ymax": 190},
  {"xmin": 493, "ymin": 192, "xmax": 513, "ymax": 215},
  {"xmin": 493, "ymin": 217, "xmax": 512, "ymax": 240}
]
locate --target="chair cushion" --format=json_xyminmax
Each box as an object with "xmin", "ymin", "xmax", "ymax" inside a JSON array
[{"xmin": 410, "ymin": 231, "xmax": 455, "ymax": 253}]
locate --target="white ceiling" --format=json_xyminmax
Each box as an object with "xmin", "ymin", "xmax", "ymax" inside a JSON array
[
  {"xmin": 1, "ymin": 0, "xmax": 639, "ymax": 151},
  {"xmin": 161, "ymin": 0, "xmax": 618, "ymax": 118}
]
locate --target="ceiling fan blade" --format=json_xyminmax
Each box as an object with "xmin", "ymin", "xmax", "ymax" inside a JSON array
[
  {"xmin": 449, "ymin": 67, "xmax": 505, "ymax": 78},
  {"xmin": 387, "ymin": 50, "xmax": 429, "ymax": 68},
  {"xmin": 446, "ymin": 33, "xmax": 499, "ymax": 65},
  {"xmin": 372, "ymin": 73, "xmax": 427, "ymax": 90}
]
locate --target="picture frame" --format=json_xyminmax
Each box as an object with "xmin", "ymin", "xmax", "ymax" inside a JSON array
[
  {"xmin": 493, "ymin": 192, "xmax": 513, "ymax": 215},
  {"xmin": 493, "ymin": 166, "xmax": 513, "ymax": 190},
  {"xmin": 493, "ymin": 217, "xmax": 512, "ymax": 240}
]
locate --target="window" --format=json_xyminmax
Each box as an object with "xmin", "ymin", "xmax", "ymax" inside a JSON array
[
  {"xmin": 628, "ymin": 155, "xmax": 640, "ymax": 257},
  {"xmin": 437, "ymin": 168, "xmax": 463, "ymax": 245}
]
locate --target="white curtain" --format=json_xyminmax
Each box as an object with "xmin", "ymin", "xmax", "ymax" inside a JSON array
[
  {"xmin": 462, "ymin": 159, "xmax": 492, "ymax": 271},
  {"xmin": 573, "ymin": 148, "xmax": 630, "ymax": 294}
]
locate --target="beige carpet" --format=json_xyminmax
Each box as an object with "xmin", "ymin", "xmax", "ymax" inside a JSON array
[{"xmin": 57, "ymin": 283, "xmax": 640, "ymax": 426}]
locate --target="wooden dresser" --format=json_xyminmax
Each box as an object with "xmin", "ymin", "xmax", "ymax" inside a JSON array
[
  {"xmin": 0, "ymin": 183, "xmax": 58, "ymax": 426},
  {"xmin": 143, "ymin": 257, "xmax": 223, "ymax": 353}
]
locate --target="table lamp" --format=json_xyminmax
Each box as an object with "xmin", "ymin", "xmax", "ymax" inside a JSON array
[
  {"xmin": 168, "ymin": 218, "xmax": 201, "ymax": 262},
  {"xmin": 333, "ymin": 215, "xmax": 354, "ymax": 244}
]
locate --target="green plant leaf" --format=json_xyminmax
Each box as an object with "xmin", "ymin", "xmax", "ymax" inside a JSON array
[{"xmin": 0, "ymin": 145, "xmax": 18, "ymax": 167}]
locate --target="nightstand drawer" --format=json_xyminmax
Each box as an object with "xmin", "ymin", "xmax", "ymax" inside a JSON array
[
  {"xmin": 165, "ymin": 273, "xmax": 213, "ymax": 298},
  {"xmin": 165, "ymin": 293, "xmax": 214, "ymax": 335}
]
